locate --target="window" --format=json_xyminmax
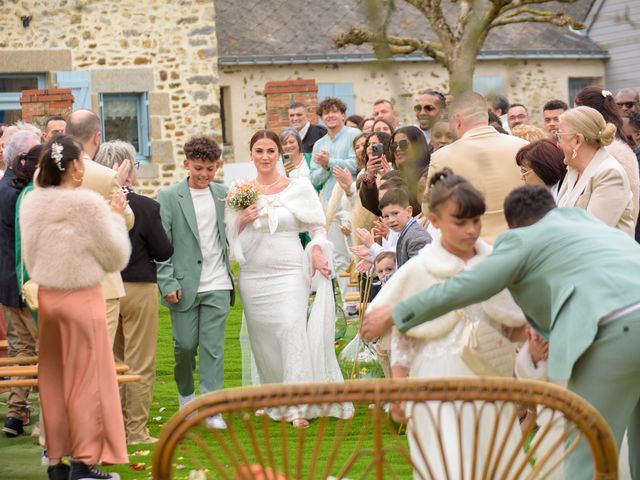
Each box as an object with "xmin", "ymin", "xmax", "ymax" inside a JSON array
[
  {"xmin": 317, "ymin": 83, "xmax": 355, "ymax": 116},
  {"xmin": 473, "ymin": 75, "xmax": 504, "ymax": 97},
  {"xmin": 0, "ymin": 74, "xmax": 46, "ymax": 124},
  {"xmin": 99, "ymin": 93, "xmax": 150, "ymax": 162},
  {"xmin": 568, "ymin": 78, "xmax": 598, "ymax": 105}
]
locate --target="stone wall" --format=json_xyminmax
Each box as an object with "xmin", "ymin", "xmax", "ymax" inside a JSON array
[
  {"xmin": 0, "ymin": 0, "xmax": 221, "ymax": 197},
  {"xmin": 220, "ymin": 58, "xmax": 605, "ymax": 160}
]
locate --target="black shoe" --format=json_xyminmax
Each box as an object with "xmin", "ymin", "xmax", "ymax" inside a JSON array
[
  {"xmin": 2, "ymin": 416, "xmax": 24, "ymax": 437},
  {"xmin": 47, "ymin": 464, "xmax": 71, "ymax": 480},
  {"xmin": 70, "ymin": 461, "xmax": 120, "ymax": 480}
]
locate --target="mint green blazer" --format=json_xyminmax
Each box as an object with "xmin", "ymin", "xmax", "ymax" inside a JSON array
[
  {"xmin": 156, "ymin": 179, "xmax": 234, "ymax": 312},
  {"xmin": 393, "ymin": 208, "xmax": 640, "ymax": 380}
]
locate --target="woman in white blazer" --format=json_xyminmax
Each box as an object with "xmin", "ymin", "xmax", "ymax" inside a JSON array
[{"xmin": 556, "ymin": 106, "xmax": 635, "ymax": 237}]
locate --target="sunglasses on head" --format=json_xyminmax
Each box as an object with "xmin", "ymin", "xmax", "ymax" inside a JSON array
[
  {"xmin": 617, "ymin": 101, "xmax": 637, "ymax": 109},
  {"xmin": 414, "ymin": 104, "xmax": 437, "ymax": 113},
  {"xmin": 391, "ymin": 139, "xmax": 410, "ymax": 152}
]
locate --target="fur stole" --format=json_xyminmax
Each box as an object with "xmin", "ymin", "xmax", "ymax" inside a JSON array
[
  {"xmin": 20, "ymin": 187, "xmax": 131, "ymax": 290},
  {"xmin": 370, "ymin": 237, "xmax": 524, "ymax": 340}
]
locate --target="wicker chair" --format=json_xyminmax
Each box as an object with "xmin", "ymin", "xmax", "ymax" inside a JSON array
[{"xmin": 152, "ymin": 378, "xmax": 618, "ymax": 480}]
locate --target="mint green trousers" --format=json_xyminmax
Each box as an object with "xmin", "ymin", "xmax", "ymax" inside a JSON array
[
  {"xmin": 170, "ymin": 290, "xmax": 231, "ymax": 397},
  {"xmin": 566, "ymin": 314, "xmax": 640, "ymax": 479}
]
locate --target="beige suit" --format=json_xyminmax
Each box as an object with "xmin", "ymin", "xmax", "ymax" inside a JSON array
[
  {"xmin": 557, "ymin": 147, "xmax": 635, "ymax": 237},
  {"xmin": 427, "ymin": 125, "xmax": 528, "ymax": 243},
  {"xmin": 81, "ymin": 157, "xmax": 134, "ymax": 301}
]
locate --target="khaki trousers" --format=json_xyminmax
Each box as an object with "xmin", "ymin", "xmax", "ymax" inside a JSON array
[
  {"xmin": 0, "ymin": 307, "xmax": 7, "ymax": 359},
  {"xmin": 106, "ymin": 298, "xmax": 121, "ymax": 346},
  {"xmin": 3, "ymin": 305, "xmax": 38, "ymax": 420},
  {"xmin": 114, "ymin": 282, "xmax": 158, "ymax": 443}
]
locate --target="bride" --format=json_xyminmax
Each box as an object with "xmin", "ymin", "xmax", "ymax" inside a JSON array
[{"xmin": 226, "ymin": 130, "xmax": 354, "ymax": 428}]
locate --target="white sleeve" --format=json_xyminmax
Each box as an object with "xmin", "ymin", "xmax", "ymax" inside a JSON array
[{"xmin": 515, "ymin": 341, "xmax": 548, "ymax": 380}]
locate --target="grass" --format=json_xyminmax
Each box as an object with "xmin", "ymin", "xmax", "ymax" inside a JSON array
[{"xmin": 0, "ymin": 287, "xmax": 411, "ymax": 479}]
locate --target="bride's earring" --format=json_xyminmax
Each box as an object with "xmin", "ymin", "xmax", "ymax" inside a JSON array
[{"xmin": 571, "ymin": 149, "xmax": 578, "ymax": 160}]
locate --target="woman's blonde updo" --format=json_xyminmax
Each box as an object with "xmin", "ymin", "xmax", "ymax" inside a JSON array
[{"xmin": 559, "ymin": 106, "xmax": 616, "ymax": 147}]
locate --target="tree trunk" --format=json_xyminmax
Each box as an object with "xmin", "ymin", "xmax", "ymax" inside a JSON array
[{"xmin": 447, "ymin": 56, "xmax": 476, "ymax": 96}]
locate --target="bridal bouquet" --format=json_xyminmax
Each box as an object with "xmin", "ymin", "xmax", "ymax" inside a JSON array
[
  {"xmin": 226, "ymin": 181, "xmax": 259, "ymax": 210},
  {"xmin": 226, "ymin": 181, "xmax": 261, "ymax": 228}
]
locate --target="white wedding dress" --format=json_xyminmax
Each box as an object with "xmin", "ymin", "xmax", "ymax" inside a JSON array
[{"xmin": 226, "ymin": 179, "xmax": 354, "ymax": 421}]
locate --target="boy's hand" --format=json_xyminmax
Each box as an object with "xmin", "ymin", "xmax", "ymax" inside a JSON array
[
  {"xmin": 164, "ymin": 288, "xmax": 182, "ymax": 304},
  {"xmin": 356, "ymin": 228, "xmax": 374, "ymax": 247}
]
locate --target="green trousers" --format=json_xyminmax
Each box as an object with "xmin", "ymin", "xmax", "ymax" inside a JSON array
[
  {"xmin": 566, "ymin": 314, "xmax": 640, "ymax": 479},
  {"xmin": 170, "ymin": 290, "xmax": 231, "ymax": 397}
]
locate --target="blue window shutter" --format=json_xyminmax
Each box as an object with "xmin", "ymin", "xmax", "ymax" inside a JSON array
[
  {"xmin": 139, "ymin": 93, "xmax": 150, "ymax": 159},
  {"xmin": 317, "ymin": 83, "xmax": 355, "ymax": 116},
  {"xmin": 57, "ymin": 71, "xmax": 92, "ymax": 111}
]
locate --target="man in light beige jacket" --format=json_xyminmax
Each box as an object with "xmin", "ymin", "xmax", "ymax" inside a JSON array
[
  {"xmin": 66, "ymin": 109, "xmax": 135, "ymax": 342},
  {"xmin": 427, "ymin": 92, "xmax": 528, "ymax": 243}
]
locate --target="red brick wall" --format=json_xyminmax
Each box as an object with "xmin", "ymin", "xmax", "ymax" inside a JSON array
[
  {"xmin": 264, "ymin": 80, "xmax": 319, "ymax": 132},
  {"xmin": 19, "ymin": 88, "xmax": 74, "ymax": 129}
]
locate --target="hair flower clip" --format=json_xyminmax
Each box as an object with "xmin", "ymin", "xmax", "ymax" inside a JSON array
[
  {"xmin": 51, "ymin": 142, "xmax": 65, "ymax": 172},
  {"xmin": 602, "ymin": 90, "xmax": 613, "ymax": 98}
]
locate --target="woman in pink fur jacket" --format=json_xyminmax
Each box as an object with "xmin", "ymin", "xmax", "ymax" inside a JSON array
[{"xmin": 20, "ymin": 135, "xmax": 131, "ymax": 480}]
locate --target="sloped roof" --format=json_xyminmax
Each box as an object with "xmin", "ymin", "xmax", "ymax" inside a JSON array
[{"xmin": 217, "ymin": 0, "xmax": 605, "ymax": 64}]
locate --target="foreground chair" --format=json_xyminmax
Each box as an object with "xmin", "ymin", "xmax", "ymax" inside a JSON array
[{"xmin": 152, "ymin": 378, "xmax": 618, "ymax": 480}]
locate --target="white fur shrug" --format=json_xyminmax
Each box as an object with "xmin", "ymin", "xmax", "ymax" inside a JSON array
[{"xmin": 20, "ymin": 187, "xmax": 131, "ymax": 290}]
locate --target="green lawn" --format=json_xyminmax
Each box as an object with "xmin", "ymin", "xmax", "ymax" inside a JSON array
[{"xmin": 0, "ymin": 291, "xmax": 410, "ymax": 480}]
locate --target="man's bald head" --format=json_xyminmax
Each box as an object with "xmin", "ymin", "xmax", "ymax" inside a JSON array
[
  {"xmin": 66, "ymin": 109, "xmax": 102, "ymax": 158},
  {"xmin": 615, "ymin": 88, "xmax": 639, "ymax": 117},
  {"xmin": 448, "ymin": 91, "xmax": 489, "ymax": 137}
]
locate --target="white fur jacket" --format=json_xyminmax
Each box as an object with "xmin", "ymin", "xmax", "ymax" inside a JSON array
[
  {"xmin": 20, "ymin": 187, "xmax": 131, "ymax": 290},
  {"xmin": 371, "ymin": 237, "xmax": 525, "ymax": 341}
]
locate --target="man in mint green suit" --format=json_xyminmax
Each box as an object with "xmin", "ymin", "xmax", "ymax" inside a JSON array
[
  {"xmin": 156, "ymin": 137, "xmax": 234, "ymax": 428},
  {"xmin": 362, "ymin": 185, "xmax": 640, "ymax": 478}
]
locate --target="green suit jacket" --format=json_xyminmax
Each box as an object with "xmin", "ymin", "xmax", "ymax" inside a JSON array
[
  {"xmin": 156, "ymin": 179, "xmax": 234, "ymax": 312},
  {"xmin": 393, "ymin": 208, "xmax": 640, "ymax": 380}
]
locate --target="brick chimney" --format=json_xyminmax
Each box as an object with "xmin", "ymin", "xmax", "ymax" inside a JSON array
[
  {"xmin": 264, "ymin": 80, "xmax": 319, "ymax": 132},
  {"xmin": 20, "ymin": 88, "xmax": 75, "ymax": 130}
]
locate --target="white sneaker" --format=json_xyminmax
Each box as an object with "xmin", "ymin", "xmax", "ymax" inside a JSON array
[
  {"xmin": 205, "ymin": 414, "xmax": 227, "ymax": 430},
  {"xmin": 178, "ymin": 392, "xmax": 196, "ymax": 410}
]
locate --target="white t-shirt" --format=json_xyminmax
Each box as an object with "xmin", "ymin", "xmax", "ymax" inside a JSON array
[{"xmin": 189, "ymin": 187, "xmax": 233, "ymax": 292}]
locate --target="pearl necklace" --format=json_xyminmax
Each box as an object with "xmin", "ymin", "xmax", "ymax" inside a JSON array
[{"xmin": 255, "ymin": 175, "xmax": 283, "ymax": 189}]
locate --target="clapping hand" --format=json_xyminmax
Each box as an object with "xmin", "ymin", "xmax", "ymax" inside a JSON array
[
  {"xmin": 356, "ymin": 228, "xmax": 375, "ymax": 247},
  {"xmin": 110, "ymin": 189, "xmax": 128, "ymax": 213},
  {"xmin": 313, "ymin": 150, "xmax": 330, "ymax": 169},
  {"xmin": 372, "ymin": 218, "xmax": 389, "ymax": 239},
  {"xmin": 340, "ymin": 220, "xmax": 352, "ymax": 236},
  {"xmin": 350, "ymin": 244, "xmax": 370, "ymax": 259},
  {"xmin": 113, "ymin": 158, "xmax": 132, "ymax": 186},
  {"xmin": 355, "ymin": 259, "xmax": 373, "ymax": 273},
  {"xmin": 333, "ymin": 166, "xmax": 353, "ymax": 194}
]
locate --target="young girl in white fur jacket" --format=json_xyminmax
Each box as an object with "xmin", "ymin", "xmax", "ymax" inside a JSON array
[
  {"xmin": 20, "ymin": 135, "xmax": 131, "ymax": 480},
  {"xmin": 369, "ymin": 168, "xmax": 528, "ymax": 480}
]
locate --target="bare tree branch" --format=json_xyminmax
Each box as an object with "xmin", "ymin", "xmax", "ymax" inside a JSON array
[
  {"xmin": 333, "ymin": 27, "xmax": 446, "ymax": 64},
  {"xmin": 499, "ymin": 0, "xmax": 580, "ymax": 16},
  {"xmin": 491, "ymin": 6, "xmax": 584, "ymax": 28}
]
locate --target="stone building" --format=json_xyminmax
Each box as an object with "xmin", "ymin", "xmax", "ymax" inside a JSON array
[
  {"xmin": 217, "ymin": 0, "xmax": 608, "ymax": 161},
  {"xmin": 1, "ymin": 0, "xmax": 627, "ymax": 187},
  {"xmin": 0, "ymin": 0, "xmax": 220, "ymax": 195}
]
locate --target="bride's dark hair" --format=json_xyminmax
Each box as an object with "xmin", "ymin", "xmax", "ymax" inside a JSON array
[
  {"xmin": 250, "ymin": 129, "xmax": 283, "ymax": 154},
  {"xmin": 427, "ymin": 168, "xmax": 486, "ymax": 219}
]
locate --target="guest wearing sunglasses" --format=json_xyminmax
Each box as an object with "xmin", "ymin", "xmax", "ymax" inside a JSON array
[
  {"xmin": 615, "ymin": 88, "xmax": 639, "ymax": 118},
  {"xmin": 414, "ymin": 90, "xmax": 446, "ymax": 145},
  {"xmin": 359, "ymin": 126, "xmax": 430, "ymax": 217}
]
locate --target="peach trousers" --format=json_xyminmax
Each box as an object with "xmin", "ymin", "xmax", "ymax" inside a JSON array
[{"xmin": 38, "ymin": 284, "xmax": 128, "ymax": 465}]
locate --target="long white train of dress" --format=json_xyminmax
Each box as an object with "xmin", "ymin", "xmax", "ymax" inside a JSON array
[{"xmin": 228, "ymin": 180, "xmax": 354, "ymax": 421}]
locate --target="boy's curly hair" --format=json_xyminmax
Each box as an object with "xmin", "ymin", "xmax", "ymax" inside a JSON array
[{"xmin": 184, "ymin": 136, "xmax": 221, "ymax": 162}]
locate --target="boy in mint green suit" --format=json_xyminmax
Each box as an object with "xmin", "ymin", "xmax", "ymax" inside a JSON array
[
  {"xmin": 156, "ymin": 136, "xmax": 234, "ymax": 428},
  {"xmin": 363, "ymin": 185, "xmax": 640, "ymax": 478}
]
